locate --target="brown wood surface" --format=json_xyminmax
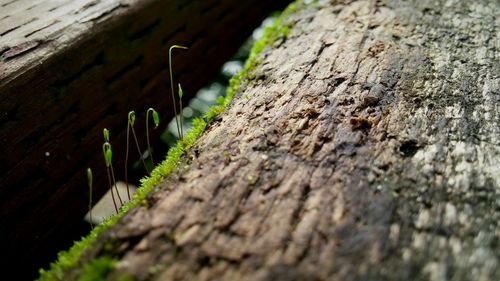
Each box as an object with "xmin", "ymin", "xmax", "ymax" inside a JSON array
[
  {"xmin": 62, "ymin": 0, "xmax": 499, "ymax": 280},
  {"xmin": 0, "ymin": 0, "xmax": 289, "ymax": 279}
]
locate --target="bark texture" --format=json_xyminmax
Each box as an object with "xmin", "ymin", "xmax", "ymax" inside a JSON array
[{"xmin": 70, "ymin": 0, "xmax": 499, "ymax": 280}]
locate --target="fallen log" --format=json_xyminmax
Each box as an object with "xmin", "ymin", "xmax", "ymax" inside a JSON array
[{"xmin": 46, "ymin": 0, "xmax": 499, "ymax": 280}]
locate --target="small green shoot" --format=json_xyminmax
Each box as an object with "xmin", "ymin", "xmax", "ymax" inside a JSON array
[
  {"xmin": 124, "ymin": 113, "xmax": 131, "ymax": 201},
  {"xmin": 102, "ymin": 129, "xmax": 122, "ymax": 211},
  {"xmin": 103, "ymin": 128, "xmax": 109, "ymax": 142},
  {"xmin": 127, "ymin": 111, "xmax": 150, "ymax": 176},
  {"xmin": 178, "ymin": 83, "xmax": 184, "ymax": 138},
  {"xmin": 109, "ymin": 156, "xmax": 121, "ymax": 207},
  {"xmin": 146, "ymin": 108, "xmax": 159, "ymax": 167},
  {"xmin": 102, "ymin": 142, "xmax": 118, "ymax": 214},
  {"xmin": 86, "ymin": 168, "xmax": 93, "ymax": 230},
  {"xmin": 169, "ymin": 44, "xmax": 188, "ymax": 139}
]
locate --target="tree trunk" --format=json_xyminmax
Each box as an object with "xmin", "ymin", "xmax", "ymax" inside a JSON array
[{"xmin": 64, "ymin": 0, "xmax": 499, "ymax": 280}]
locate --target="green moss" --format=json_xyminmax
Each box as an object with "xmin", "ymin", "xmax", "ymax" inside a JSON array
[
  {"xmin": 78, "ymin": 256, "xmax": 116, "ymax": 281},
  {"xmin": 37, "ymin": 1, "xmax": 304, "ymax": 280}
]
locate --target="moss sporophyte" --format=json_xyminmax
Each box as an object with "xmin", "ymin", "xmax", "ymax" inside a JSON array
[
  {"xmin": 146, "ymin": 108, "xmax": 160, "ymax": 167},
  {"xmin": 125, "ymin": 111, "xmax": 150, "ymax": 201},
  {"xmin": 102, "ymin": 141, "xmax": 120, "ymax": 214},
  {"xmin": 178, "ymin": 83, "xmax": 185, "ymax": 137},
  {"xmin": 169, "ymin": 44, "xmax": 188, "ymax": 139}
]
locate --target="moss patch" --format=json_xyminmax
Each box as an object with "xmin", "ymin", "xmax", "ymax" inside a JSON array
[
  {"xmin": 37, "ymin": 1, "xmax": 305, "ymax": 280},
  {"xmin": 77, "ymin": 256, "xmax": 116, "ymax": 281}
]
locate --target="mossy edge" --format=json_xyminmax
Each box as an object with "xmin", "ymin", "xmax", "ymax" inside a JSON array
[{"xmin": 37, "ymin": 1, "xmax": 303, "ymax": 280}]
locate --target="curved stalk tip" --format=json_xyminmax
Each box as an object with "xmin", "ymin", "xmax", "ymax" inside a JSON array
[{"xmin": 169, "ymin": 45, "xmax": 188, "ymax": 140}]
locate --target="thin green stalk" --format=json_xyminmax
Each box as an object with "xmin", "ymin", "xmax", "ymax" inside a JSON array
[
  {"xmin": 102, "ymin": 142, "xmax": 118, "ymax": 214},
  {"xmin": 108, "ymin": 149, "xmax": 122, "ymax": 206},
  {"xmin": 105, "ymin": 142, "xmax": 122, "ymax": 206},
  {"xmin": 86, "ymin": 168, "xmax": 94, "ymax": 229},
  {"xmin": 106, "ymin": 167, "xmax": 118, "ymax": 214},
  {"xmin": 169, "ymin": 45, "xmax": 188, "ymax": 139},
  {"xmin": 109, "ymin": 164, "xmax": 121, "ymax": 205},
  {"xmin": 146, "ymin": 108, "xmax": 160, "ymax": 167},
  {"xmin": 103, "ymin": 129, "xmax": 122, "ymax": 206},
  {"xmin": 128, "ymin": 111, "xmax": 150, "ymax": 175},
  {"xmin": 132, "ymin": 126, "xmax": 149, "ymax": 174},
  {"xmin": 125, "ymin": 114, "xmax": 132, "ymax": 201},
  {"xmin": 178, "ymin": 83, "xmax": 184, "ymax": 139}
]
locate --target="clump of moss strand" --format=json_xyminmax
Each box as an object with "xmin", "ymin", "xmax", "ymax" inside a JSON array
[{"xmin": 37, "ymin": 1, "xmax": 303, "ymax": 280}]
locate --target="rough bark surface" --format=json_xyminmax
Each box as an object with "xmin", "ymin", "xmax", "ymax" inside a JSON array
[{"xmin": 70, "ymin": 0, "xmax": 498, "ymax": 280}]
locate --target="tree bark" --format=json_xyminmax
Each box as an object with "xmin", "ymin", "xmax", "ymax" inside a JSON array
[{"xmin": 68, "ymin": 0, "xmax": 499, "ymax": 280}]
